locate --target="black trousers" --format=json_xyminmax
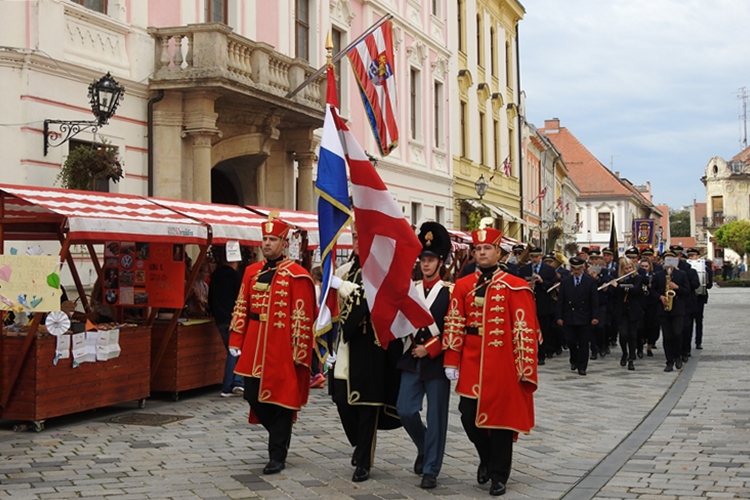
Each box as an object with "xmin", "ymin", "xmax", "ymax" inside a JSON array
[
  {"xmin": 659, "ymin": 315, "xmax": 683, "ymax": 366},
  {"xmin": 564, "ymin": 324, "xmax": 592, "ymax": 371},
  {"xmin": 618, "ymin": 318, "xmax": 639, "ymax": 360},
  {"xmin": 333, "ymin": 378, "xmax": 378, "ymax": 468},
  {"xmin": 244, "ymin": 377, "xmax": 294, "ymax": 462},
  {"xmin": 641, "ymin": 304, "xmax": 660, "ymax": 346},
  {"xmin": 458, "ymin": 397, "xmax": 513, "ymax": 484},
  {"xmin": 537, "ymin": 313, "xmax": 553, "ymax": 360},
  {"xmin": 693, "ymin": 300, "xmax": 706, "ymax": 346}
]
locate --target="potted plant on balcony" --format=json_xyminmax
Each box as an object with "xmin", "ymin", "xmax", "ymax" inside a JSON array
[{"xmin": 56, "ymin": 140, "xmax": 124, "ymax": 191}]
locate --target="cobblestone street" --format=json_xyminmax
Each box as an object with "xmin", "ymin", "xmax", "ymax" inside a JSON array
[{"xmin": 1, "ymin": 288, "xmax": 748, "ymax": 499}]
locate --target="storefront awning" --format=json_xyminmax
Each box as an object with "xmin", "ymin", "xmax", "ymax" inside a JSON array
[
  {"xmin": 0, "ymin": 185, "xmax": 207, "ymax": 244},
  {"xmin": 149, "ymin": 198, "xmax": 265, "ymax": 245},
  {"xmin": 465, "ymin": 199, "xmax": 528, "ymax": 226},
  {"xmin": 246, "ymin": 206, "xmax": 353, "ymax": 250}
]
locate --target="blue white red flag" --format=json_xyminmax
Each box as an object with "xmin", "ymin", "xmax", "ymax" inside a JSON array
[
  {"xmin": 324, "ymin": 88, "xmax": 433, "ymax": 349},
  {"xmin": 314, "ymin": 65, "xmax": 351, "ymax": 360},
  {"xmin": 347, "ymin": 20, "xmax": 399, "ymax": 157}
]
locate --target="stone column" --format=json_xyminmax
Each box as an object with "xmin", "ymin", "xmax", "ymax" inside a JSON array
[
  {"xmin": 294, "ymin": 152, "xmax": 317, "ymax": 212},
  {"xmin": 152, "ymin": 92, "xmax": 184, "ymax": 199},
  {"xmin": 182, "ymin": 90, "xmax": 220, "ymax": 202},
  {"xmin": 182, "ymin": 131, "xmax": 219, "ymax": 203}
]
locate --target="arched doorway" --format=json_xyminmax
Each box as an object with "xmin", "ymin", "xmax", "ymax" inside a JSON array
[{"xmin": 211, "ymin": 154, "xmax": 266, "ymax": 206}]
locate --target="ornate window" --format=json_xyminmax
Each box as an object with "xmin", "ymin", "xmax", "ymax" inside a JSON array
[
  {"xmin": 295, "ymin": 0, "xmax": 310, "ymax": 61},
  {"xmin": 71, "ymin": 0, "xmax": 107, "ymax": 13},
  {"xmin": 598, "ymin": 212, "xmax": 611, "ymax": 232},
  {"xmin": 205, "ymin": 0, "xmax": 227, "ymax": 23}
]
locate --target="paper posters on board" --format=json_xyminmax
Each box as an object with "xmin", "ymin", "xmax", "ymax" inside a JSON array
[
  {"xmin": 0, "ymin": 255, "xmax": 61, "ymax": 313},
  {"xmin": 54, "ymin": 335, "xmax": 71, "ymax": 365},
  {"xmin": 225, "ymin": 240, "xmax": 241, "ymax": 262}
]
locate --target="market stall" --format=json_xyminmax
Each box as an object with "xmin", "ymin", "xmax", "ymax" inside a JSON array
[
  {"xmin": 146, "ymin": 198, "xmax": 266, "ymax": 399},
  {"xmin": 0, "ymin": 184, "xmax": 208, "ymax": 430}
]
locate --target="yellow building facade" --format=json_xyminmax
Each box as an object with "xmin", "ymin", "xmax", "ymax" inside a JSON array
[{"xmin": 449, "ymin": 0, "xmax": 525, "ymax": 239}]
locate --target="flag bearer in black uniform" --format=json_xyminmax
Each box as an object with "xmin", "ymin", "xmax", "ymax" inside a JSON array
[
  {"xmin": 396, "ymin": 222, "xmax": 452, "ymax": 490},
  {"xmin": 331, "ymin": 230, "xmax": 403, "ymax": 482}
]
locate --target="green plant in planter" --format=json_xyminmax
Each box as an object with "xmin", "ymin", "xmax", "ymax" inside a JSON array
[{"xmin": 56, "ymin": 140, "xmax": 124, "ymax": 191}]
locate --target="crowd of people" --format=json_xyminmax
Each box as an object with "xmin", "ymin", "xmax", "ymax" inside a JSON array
[{"xmin": 222, "ymin": 215, "xmax": 714, "ymax": 497}]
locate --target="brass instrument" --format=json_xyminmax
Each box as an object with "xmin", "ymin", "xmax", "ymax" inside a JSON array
[{"xmin": 664, "ymin": 268, "xmax": 675, "ymax": 312}]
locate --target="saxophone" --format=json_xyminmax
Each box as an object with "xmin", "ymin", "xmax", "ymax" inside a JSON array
[{"xmin": 664, "ymin": 268, "xmax": 676, "ymax": 312}]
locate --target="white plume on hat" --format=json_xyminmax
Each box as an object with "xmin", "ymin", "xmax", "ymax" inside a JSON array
[{"xmin": 478, "ymin": 217, "xmax": 494, "ymax": 230}]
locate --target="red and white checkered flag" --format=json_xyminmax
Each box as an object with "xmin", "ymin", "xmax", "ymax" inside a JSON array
[{"xmin": 329, "ymin": 111, "xmax": 433, "ymax": 348}]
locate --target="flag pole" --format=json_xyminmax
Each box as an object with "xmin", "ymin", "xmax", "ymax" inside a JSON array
[{"xmin": 285, "ymin": 13, "xmax": 394, "ymax": 99}]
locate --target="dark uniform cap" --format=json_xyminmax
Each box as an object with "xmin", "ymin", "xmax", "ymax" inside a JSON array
[
  {"xmin": 417, "ymin": 221, "xmax": 451, "ymax": 261},
  {"xmin": 602, "ymin": 247, "xmax": 614, "ymax": 256},
  {"xmin": 641, "ymin": 247, "xmax": 655, "ymax": 256},
  {"xmin": 569, "ymin": 256, "xmax": 586, "ymax": 269},
  {"xmin": 625, "ymin": 246, "xmax": 640, "ymax": 257},
  {"xmin": 669, "ymin": 244, "xmax": 684, "ymax": 252},
  {"xmin": 512, "ymin": 244, "xmax": 525, "ymax": 253},
  {"xmin": 543, "ymin": 253, "xmax": 555, "ymax": 262},
  {"xmin": 686, "ymin": 247, "xmax": 700, "ymax": 256},
  {"xmin": 578, "ymin": 247, "xmax": 590, "ymax": 255},
  {"xmin": 663, "ymin": 249, "xmax": 677, "ymax": 258},
  {"xmin": 589, "ymin": 248, "xmax": 602, "ymax": 257},
  {"xmin": 529, "ymin": 246, "xmax": 543, "ymax": 256}
]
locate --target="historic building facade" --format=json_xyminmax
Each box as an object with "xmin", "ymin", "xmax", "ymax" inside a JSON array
[
  {"xmin": 539, "ymin": 118, "xmax": 661, "ymax": 252},
  {"xmin": 0, "ymin": 0, "xmax": 453, "ymax": 220},
  {"xmin": 449, "ymin": 0, "xmax": 525, "ymax": 238},
  {"xmin": 702, "ymin": 145, "xmax": 750, "ymax": 263}
]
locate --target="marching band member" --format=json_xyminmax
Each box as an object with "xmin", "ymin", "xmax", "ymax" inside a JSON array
[{"xmin": 518, "ymin": 246, "xmax": 557, "ymax": 365}]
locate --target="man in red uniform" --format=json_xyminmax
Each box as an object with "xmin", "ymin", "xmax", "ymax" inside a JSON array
[
  {"xmin": 229, "ymin": 215, "xmax": 316, "ymax": 475},
  {"xmin": 443, "ymin": 222, "xmax": 540, "ymax": 496}
]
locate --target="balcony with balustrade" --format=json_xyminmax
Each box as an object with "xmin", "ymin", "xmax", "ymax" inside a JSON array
[
  {"xmin": 703, "ymin": 214, "xmax": 737, "ymax": 229},
  {"xmin": 147, "ymin": 24, "xmax": 326, "ymax": 126}
]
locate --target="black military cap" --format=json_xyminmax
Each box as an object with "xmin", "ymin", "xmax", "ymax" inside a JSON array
[
  {"xmin": 641, "ymin": 247, "xmax": 655, "ymax": 256},
  {"xmin": 529, "ymin": 246, "xmax": 543, "ymax": 256},
  {"xmin": 602, "ymin": 247, "xmax": 614, "ymax": 256},
  {"xmin": 543, "ymin": 253, "xmax": 555, "ymax": 262},
  {"xmin": 625, "ymin": 246, "xmax": 640, "ymax": 257},
  {"xmin": 569, "ymin": 256, "xmax": 586, "ymax": 269},
  {"xmin": 418, "ymin": 221, "xmax": 451, "ymax": 261},
  {"xmin": 512, "ymin": 244, "xmax": 525, "ymax": 253},
  {"xmin": 589, "ymin": 248, "xmax": 602, "ymax": 257},
  {"xmin": 686, "ymin": 247, "xmax": 700, "ymax": 256}
]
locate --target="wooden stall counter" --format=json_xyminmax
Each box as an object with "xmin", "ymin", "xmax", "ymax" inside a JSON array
[
  {"xmin": 0, "ymin": 326, "xmax": 150, "ymax": 431},
  {"xmin": 150, "ymin": 318, "xmax": 224, "ymax": 400}
]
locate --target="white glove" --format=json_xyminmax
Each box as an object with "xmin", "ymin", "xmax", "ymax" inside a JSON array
[
  {"xmin": 324, "ymin": 351, "xmax": 337, "ymax": 369},
  {"xmin": 330, "ymin": 275, "xmax": 343, "ymax": 289},
  {"xmin": 444, "ymin": 368, "xmax": 459, "ymax": 381},
  {"xmin": 337, "ymin": 281, "xmax": 360, "ymax": 299},
  {"xmin": 229, "ymin": 348, "xmax": 241, "ymax": 357}
]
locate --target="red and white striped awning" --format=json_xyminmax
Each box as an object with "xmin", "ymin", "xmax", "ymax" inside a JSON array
[
  {"xmin": 149, "ymin": 198, "xmax": 265, "ymax": 245},
  {"xmin": 0, "ymin": 185, "xmax": 207, "ymax": 244},
  {"xmin": 247, "ymin": 206, "xmax": 353, "ymax": 249}
]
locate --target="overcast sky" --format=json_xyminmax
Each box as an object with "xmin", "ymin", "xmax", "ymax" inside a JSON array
[{"xmin": 519, "ymin": 0, "xmax": 750, "ymax": 209}]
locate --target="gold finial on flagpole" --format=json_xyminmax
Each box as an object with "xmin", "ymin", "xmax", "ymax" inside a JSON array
[{"xmin": 326, "ymin": 30, "xmax": 334, "ymax": 65}]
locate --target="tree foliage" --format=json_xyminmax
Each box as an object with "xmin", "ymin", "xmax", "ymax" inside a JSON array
[
  {"xmin": 669, "ymin": 208, "xmax": 691, "ymax": 237},
  {"xmin": 714, "ymin": 220, "xmax": 750, "ymax": 258}
]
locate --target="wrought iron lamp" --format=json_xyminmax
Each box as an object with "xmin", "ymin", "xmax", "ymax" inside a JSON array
[
  {"xmin": 474, "ymin": 174, "xmax": 489, "ymax": 200},
  {"xmin": 44, "ymin": 72, "xmax": 125, "ymax": 155}
]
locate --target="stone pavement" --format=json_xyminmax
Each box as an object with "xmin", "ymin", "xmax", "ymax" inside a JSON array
[{"xmin": 0, "ymin": 288, "xmax": 748, "ymax": 499}]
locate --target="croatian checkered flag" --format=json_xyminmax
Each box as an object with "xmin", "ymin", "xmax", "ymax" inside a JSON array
[{"xmin": 327, "ymin": 109, "xmax": 433, "ymax": 348}]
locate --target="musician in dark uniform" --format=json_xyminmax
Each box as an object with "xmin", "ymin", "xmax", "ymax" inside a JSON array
[
  {"xmin": 331, "ymin": 229, "xmax": 403, "ymax": 482},
  {"xmin": 518, "ymin": 246, "xmax": 557, "ymax": 365},
  {"xmin": 587, "ymin": 248, "xmax": 611, "ymax": 359},
  {"xmin": 544, "ymin": 253, "xmax": 567, "ymax": 356},
  {"xmin": 601, "ymin": 247, "xmax": 619, "ymax": 348},
  {"xmin": 672, "ymin": 245, "xmax": 700, "ymax": 362},
  {"xmin": 555, "ymin": 256, "xmax": 600, "ymax": 376},
  {"xmin": 605, "ymin": 258, "xmax": 644, "ymax": 370},
  {"xmin": 686, "ymin": 247, "xmax": 713, "ymax": 350},
  {"xmin": 653, "ymin": 250, "xmax": 691, "ymax": 372},
  {"xmin": 397, "ymin": 222, "xmax": 452, "ymax": 490}
]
